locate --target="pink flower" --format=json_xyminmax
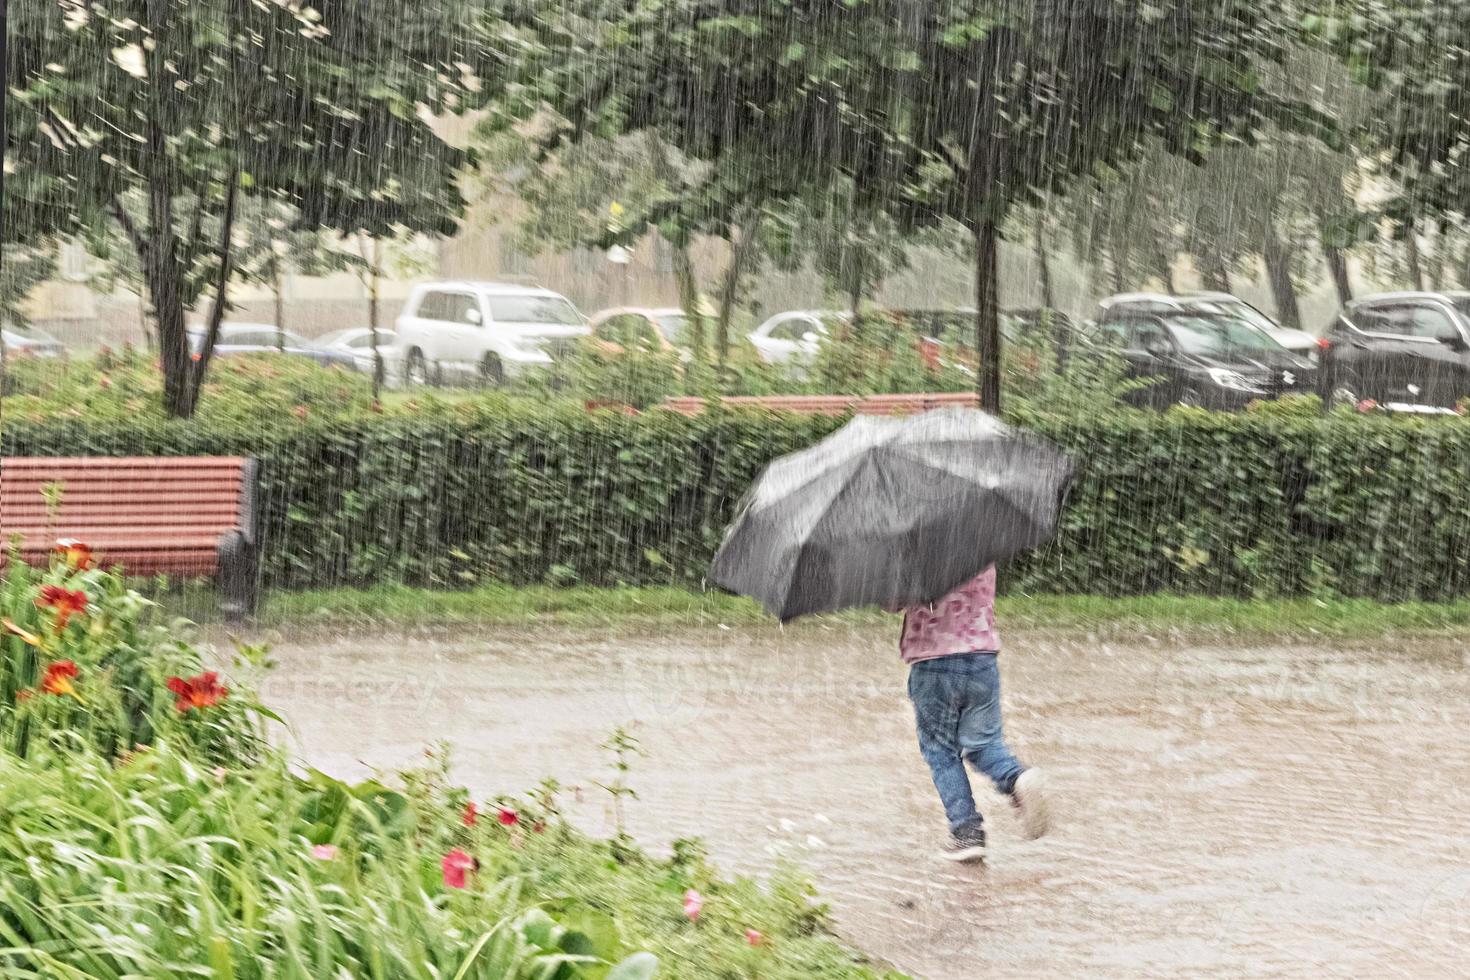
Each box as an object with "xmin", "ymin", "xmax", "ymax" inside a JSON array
[
  {"xmin": 442, "ymin": 848, "xmax": 475, "ymax": 889},
  {"xmin": 462, "ymin": 802, "xmax": 478, "ymax": 827},
  {"xmin": 682, "ymin": 888, "xmax": 703, "ymax": 921},
  {"xmin": 312, "ymin": 844, "xmax": 339, "ymax": 860},
  {"xmin": 745, "ymin": 928, "xmax": 764, "ymax": 946},
  {"xmin": 497, "ymin": 807, "xmax": 519, "ymax": 827},
  {"xmin": 1356, "ymin": 398, "xmax": 1377, "ymax": 413}
]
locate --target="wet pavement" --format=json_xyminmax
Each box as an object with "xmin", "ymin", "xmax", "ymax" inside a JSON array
[{"xmin": 254, "ymin": 619, "xmax": 1470, "ymax": 978}]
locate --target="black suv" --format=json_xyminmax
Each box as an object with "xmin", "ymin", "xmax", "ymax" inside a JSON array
[
  {"xmin": 1090, "ymin": 310, "xmax": 1317, "ymax": 410},
  {"xmin": 1320, "ymin": 291, "xmax": 1470, "ymax": 412}
]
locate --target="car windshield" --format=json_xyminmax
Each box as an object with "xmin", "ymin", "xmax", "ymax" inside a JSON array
[
  {"xmin": 1164, "ymin": 315, "xmax": 1287, "ymax": 356},
  {"xmin": 487, "ymin": 296, "xmax": 582, "ymax": 325},
  {"xmin": 655, "ymin": 314, "xmax": 688, "ymax": 343},
  {"xmin": 1190, "ymin": 299, "xmax": 1277, "ymax": 333}
]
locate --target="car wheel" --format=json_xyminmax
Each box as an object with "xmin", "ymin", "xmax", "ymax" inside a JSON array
[
  {"xmin": 479, "ymin": 352, "xmax": 505, "ymax": 388},
  {"xmin": 1329, "ymin": 372, "xmax": 1362, "ymax": 408},
  {"xmin": 404, "ymin": 348, "xmax": 432, "ymax": 387}
]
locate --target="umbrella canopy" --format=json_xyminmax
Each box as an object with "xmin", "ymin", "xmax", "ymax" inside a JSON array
[{"xmin": 710, "ymin": 408, "xmax": 1075, "ymax": 621}]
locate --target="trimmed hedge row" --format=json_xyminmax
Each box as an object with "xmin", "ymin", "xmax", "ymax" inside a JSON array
[{"xmin": 5, "ymin": 400, "xmax": 1470, "ymax": 601}]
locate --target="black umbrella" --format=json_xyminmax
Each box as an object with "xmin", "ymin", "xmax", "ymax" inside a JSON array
[{"xmin": 710, "ymin": 408, "xmax": 1074, "ymax": 621}]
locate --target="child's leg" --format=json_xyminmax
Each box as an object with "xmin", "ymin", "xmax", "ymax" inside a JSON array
[
  {"xmin": 955, "ymin": 654, "xmax": 1026, "ymax": 795},
  {"xmin": 908, "ymin": 664, "xmax": 983, "ymax": 834}
]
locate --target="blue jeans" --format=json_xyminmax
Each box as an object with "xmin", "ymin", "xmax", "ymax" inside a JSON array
[{"xmin": 908, "ymin": 652, "xmax": 1025, "ymax": 834}]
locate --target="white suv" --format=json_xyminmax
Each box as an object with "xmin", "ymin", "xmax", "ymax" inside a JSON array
[{"xmin": 395, "ymin": 282, "xmax": 590, "ymax": 386}]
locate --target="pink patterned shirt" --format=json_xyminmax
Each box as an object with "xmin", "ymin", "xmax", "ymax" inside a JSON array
[{"xmin": 898, "ymin": 566, "xmax": 1000, "ymax": 664}]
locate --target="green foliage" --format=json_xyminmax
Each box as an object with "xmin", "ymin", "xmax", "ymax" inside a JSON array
[
  {"xmin": 0, "ymin": 555, "xmax": 269, "ymax": 766},
  {"xmin": 13, "ymin": 356, "xmax": 1470, "ymax": 602},
  {"xmin": 6, "ymin": 0, "xmax": 488, "ymax": 415}
]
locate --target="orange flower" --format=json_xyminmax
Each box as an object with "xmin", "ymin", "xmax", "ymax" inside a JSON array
[
  {"xmin": 53, "ymin": 539, "xmax": 95, "ymax": 571},
  {"xmin": 36, "ymin": 585, "xmax": 89, "ymax": 630},
  {"xmin": 2, "ymin": 618, "xmax": 45, "ymax": 648},
  {"xmin": 41, "ymin": 660, "xmax": 82, "ymax": 701},
  {"xmin": 166, "ymin": 672, "xmax": 229, "ymax": 713}
]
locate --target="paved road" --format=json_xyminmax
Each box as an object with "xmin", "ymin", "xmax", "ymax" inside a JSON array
[{"xmin": 257, "ymin": 620, "xmax": 1470, "ymax": 978}]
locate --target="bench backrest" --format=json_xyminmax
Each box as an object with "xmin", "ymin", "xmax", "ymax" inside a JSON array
[{"xmin": 0, "ymin": 456, "xmax": 256, "ymax": 571}]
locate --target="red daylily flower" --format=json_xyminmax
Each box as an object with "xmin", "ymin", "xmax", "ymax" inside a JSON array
[
  {"xmin": 441, "ymin": 848, "xmax": 475, "ymax": 889},
  {"xmin": 54, "ymin": 539, "xmax": 95, "ymax": 571},
  {"xmin": 3, "ymin": 618, "xmax": 45, "ymax": 648},
  {"xmin": 166, "ymin": 672, "xmax": 229, "ymax": 713},
  {"xmin": 462, "ymin": 802, "xmax": 478, "ymax": 827},
  {"xmin": 496, "ymin": 807, "xmax": 519, "ymax": 827},
  {"xmin": 36, "ymin": 585, "xmax": 89, "ymax": 630},
  {"xmin": 41, "ymin": 660, "xmax": 82, "ymax": 701}
]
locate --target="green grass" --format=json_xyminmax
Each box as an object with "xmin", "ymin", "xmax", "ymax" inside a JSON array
[{"xmin": 188, "ymin": 582, "xmax": 1470, "ymax": 640}]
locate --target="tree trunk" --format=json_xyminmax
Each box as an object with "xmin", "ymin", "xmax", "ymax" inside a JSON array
[
  {"xmin": 1428, "ymin": 228, "xmax": 1447, "ymax": 291},
  {"xmin": 973, "ymin": 218, "xmax": 1002, "ymax": 413},
  {"xmin": 1262, "ymin": 222, "xmax": 1302, "ymax": 329},
  {"xmin": 1033, "ymin": 216, "xmax": 1055, "ymax": 310},
  {"xmin": 182, "ymin": 169, "xmax": 241, "ymax": 417},
  {"xmin": 1322, "ymin": 240, "xmax": 1352, "ymax": 305},
  {"xmin": 847, "ymin": 241, "xmax": 865, "ymax": 345},
  {"xmin": 1107, "ymin": 249, "xmax": 1125, "ymax": 294},
  {"xmin": 1155, "ymin": 248, "xmax": 1177, "ymax": 294},
  {"xmin": 367, "ymin": 237, "xmax": 383, "ymax": 401},
  {"xmin": 1199, "ymin": 252, "xmax": 1230, "ymax": 293},
  {"xmin": 715, "ymin": 208, "xmax": 764, "ymax": 370},
  {"xmin": 144, "ymin": 191, "xmax": 191, "ymax": 416},
  {"xmin": 271, "ymin": 255, "xmax": 286, "ymax": 349},
  {"xmin": 1405, "ymin": 228, "xmax": 1425, "ymax": 290},
  {"xmin": 671, "ymin": 239, "xmax": 704, "ymax": 358}
]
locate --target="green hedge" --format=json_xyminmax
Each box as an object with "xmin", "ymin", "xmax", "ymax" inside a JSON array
[{"xmin": 5, "ymin": 399, "xmax": 1470, "ymax": 601}]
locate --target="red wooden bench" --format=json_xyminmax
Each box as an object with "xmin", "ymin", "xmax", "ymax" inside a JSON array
[
  {"xmin": 0, "ymin": 456, "xmax": 261, "ymax": 618},
  {"xmin": 662, "ymin": 392, "xmax": 981, "ymax": 417}
]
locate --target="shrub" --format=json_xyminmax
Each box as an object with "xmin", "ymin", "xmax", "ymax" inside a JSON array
[{"xmin": 14, "ymin": 356, "xmax": 1470, "ymax": 601}]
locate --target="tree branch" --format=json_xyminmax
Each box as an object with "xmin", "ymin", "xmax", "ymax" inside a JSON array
[
  {"xmin": 191, "ymin": 168, "xmax": 241, "ymax": 389},
  {"xmin": 109, "ymin": 197, "xmax": 149, "ymax": 259}
]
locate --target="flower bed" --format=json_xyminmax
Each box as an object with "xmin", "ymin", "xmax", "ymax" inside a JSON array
[{"xmin": 0, "ymin": 552, "xmax": 899, "ymax": 978}]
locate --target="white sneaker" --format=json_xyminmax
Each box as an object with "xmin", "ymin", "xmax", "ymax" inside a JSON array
[{"xmin": 1011, "ymin": 769, "xmax": 1051, "ymax": 840}]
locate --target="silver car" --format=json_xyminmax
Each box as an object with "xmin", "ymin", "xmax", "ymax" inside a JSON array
[
  {"xmin": 1, "ymin": 323, "xmax": 65, "ymax": 359},
  {"xmin": 315, "ymin": 327, "xmax": 399, "ymax": 380}
]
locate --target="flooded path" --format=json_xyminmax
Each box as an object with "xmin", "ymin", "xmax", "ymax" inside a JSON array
[{"xmin": 254, "ymin": 620, "xmax": 1470, "ymax": 978}]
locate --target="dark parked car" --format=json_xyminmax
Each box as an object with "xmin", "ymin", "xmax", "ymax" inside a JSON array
[
  {"xmin": 1319, "ymin": 291, "xmax": 1470, "ymax": 412},
  {"xmin": 187, "ymin": 323, "xmax": 358, "ymax": 371},
  {"xmin": 1090, "ymin": 310, "xmax": 1316, "ymax": 410}
]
